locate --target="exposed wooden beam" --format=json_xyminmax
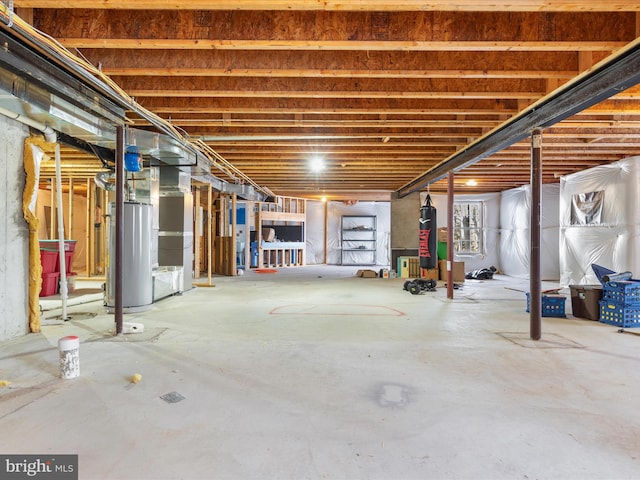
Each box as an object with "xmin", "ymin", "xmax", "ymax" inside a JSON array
[
  {"xmin": 129, "ymin": 117, "xmax": 640, "ymax": 129},
  {"xmin": 15, "ymin": 1, "xmax": 640, "ymax": 11},
  {"xmin": 57, "ymin": 39, "xmax": 627, "ymax": 52},
  {"xmin": 126, "ymin": 90, "xmax": 543, "ymax": 99},
  {"xmin": 102, "ymin": 67, "xmax": 578, "ymax": 80}
]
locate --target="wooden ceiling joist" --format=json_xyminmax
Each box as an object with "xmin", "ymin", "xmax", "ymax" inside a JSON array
[
  {"xmin": 55, "ymin": 39, "xmax": 629, "ymax": 52},
  {"xmin": 11, "ymin": 3, "xmax": 640, "ymax": 198},
  {"xmin": 13, "ymin": 1, "xmax": 640, "ymax": 11}
]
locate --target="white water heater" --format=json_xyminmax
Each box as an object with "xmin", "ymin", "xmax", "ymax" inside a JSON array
[{"xmin": 106, "ymin": 202, "xmax": 153, "ymax": 313}]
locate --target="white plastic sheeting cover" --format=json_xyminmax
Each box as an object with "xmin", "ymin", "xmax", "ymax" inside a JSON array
[
  {"xmin": 305, "ymin": 200, "xmax": 325, "ymax": 264},
  {"xmin": 499, "ymin": 184, "xmax": 560, "ymax": 280},
  {"xmin": 560, "ymin": 156, "xmax": 640, "ymax": 285},
  {"xmin": 306, "ymin": 201, "xmax": 391, "ymax": 266}
]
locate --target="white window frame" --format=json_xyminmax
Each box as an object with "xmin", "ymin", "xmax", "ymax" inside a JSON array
[{"xmin": 453, "ymin": 201, "xmax": 484, "ymax": 255}]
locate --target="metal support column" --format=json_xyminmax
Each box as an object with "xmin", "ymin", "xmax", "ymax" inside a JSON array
[
  {"xmin": 530, "ymin": 128, "xmax": 543, "ymax": 341},
  {"xmin": 114, "ymin": 126, "xmax": 124, "ymax": 335},
  {"xmin": 447, "ymin": 172, "xmax": 454, "ymax": 300}
]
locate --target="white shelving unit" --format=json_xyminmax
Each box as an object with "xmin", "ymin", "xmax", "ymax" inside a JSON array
[{"xmin": 341, "ymin": 215, "xmax": 377, "ymax": 265}]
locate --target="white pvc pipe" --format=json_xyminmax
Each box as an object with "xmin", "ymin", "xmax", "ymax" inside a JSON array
[
  {"xmin": 55, "ymin": 143, "xmax": 69, "ymax": 320},
  {"xmin": 0, "ymin": 106, "xmax": 56, "ymax": 142}
]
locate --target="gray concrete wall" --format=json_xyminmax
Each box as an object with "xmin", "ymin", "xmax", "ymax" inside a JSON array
[
  {"xmin": 390, "ymin": 192, "xmax": 421, "ymax": 269},
  {"xmin": 390, "ymin": 191, "xmax": 421, "ymax": 249},
  {"xmin": 0, "ymin": 115, "xmax": 30, "ymax": 341}
]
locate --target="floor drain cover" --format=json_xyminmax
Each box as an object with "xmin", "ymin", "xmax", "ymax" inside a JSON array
[{"xmin": 160, "ymin": 391, "xmax": 185, "ymax": 404}]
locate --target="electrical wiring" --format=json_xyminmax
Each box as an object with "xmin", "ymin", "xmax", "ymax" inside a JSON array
[
  {"xmin": 0, "ymin": 3, "xmax": 272, "ymax": 197},
  {"xmin": 194, "ymin": 139, "xmax": 275, "ymax": 197}
]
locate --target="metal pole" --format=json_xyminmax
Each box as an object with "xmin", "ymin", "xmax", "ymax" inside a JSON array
[
  {"xmin": 324, "ymin": 200, "xmax": 328, "ymax": 264},
  {"xmin": 231, "ymin": 193, "xmax": 237, "ymax": 275},
  {"xmin": 114, "ymin": 126, "xmax": 125, "ymax": 335},
  {"xmin": 207, "ymin": 183, "xmax": 212, "ymax": 285},
  {"xmin": 447, "ymin": 172, "xmax": 454, "ymax": 300},
  {"xmin": 530, "ymin": 129, "xmax": 543, "ymax": 341}
]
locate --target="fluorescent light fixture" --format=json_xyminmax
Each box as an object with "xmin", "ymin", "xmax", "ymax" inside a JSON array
[{"xmin": 466, "ymin": 179, "xmax": 478, "ymax": 186}]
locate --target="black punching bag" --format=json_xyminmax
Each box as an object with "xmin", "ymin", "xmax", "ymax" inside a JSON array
[{"xmin": 419, "ymin": 194, "xmax": 437, "ymax": 269}]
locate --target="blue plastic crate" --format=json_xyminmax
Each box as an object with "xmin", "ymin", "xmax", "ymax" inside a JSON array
[
  {"xmin": 599, "ymin": 300, "xmax": 640, "ymax": 328},
  {"xmin": 602, "ymin": 280, "xmax": 640, "ymax": 306},
  {"xmin": 526, "ymin": 293, "xmax": 566, "ymax": 318}
]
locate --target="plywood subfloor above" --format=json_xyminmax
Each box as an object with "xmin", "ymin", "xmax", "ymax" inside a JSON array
[{"xmin": 17, "ymin": 4, "xmax": 640, "ymax": 200}]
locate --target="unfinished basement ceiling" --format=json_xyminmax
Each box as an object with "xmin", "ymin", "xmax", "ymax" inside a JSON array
[{"xmin": 13, "ymin": 1, "xmax": 640, "ymax": 200}]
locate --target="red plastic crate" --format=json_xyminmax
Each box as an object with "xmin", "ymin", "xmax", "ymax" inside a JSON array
[
  {"xmin": 39, "ymin": 272, "xmax": 59, "ymax": 297},
  {"xmin": 57, "ymin": 251, "xmax": 74, "ymax": 273},
  {"xmin": 40, "ymin": 249, "xmax": 58, "ymax": 274},
  {"xmin": 39, "ymin": 240, "xmax": 76, "ymax": 252}
]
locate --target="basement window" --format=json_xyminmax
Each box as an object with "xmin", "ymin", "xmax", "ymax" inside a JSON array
[{"xmin": 453, "ymin": 201, "xmax": 483, "ymax": 255}]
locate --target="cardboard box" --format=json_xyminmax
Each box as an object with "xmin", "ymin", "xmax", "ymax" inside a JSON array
[
  {"xmin": 398, "ymin": 256, "xmax": 420, "ymax": 278},
  {"xmin": 262, "ymin": 228, "xmax": 276, "ymax": 242},
  {"xmin": 437, "ymin": 227, "xmax": 448, "ymax": 243},
  {"xmin": 421, "ymin": 267, "xmax": 439, "ymax": 281},
  {"xmin": 356, "ymin": 269, "xmax": 377, "ymax": 278},
  {"xmin": 569, "ymin": 285, "xmax": 602, "ymax": 320},
  {"xmin": 439, "ymin": 260, "xmax": 465, "ymax": 283}
]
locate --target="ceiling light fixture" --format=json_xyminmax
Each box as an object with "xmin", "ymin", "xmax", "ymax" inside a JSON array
[
  {"xmin": 466, "ymin": 179, "xmax": 478, "ymax": 186},
  {"xmin": 310, "ymin": 156, "xmax": 325, "ymax": 172}
]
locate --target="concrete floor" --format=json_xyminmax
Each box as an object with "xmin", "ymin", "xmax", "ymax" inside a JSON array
[{"xmin": 1, "ymin": 266, "xmax": 640, "ymax": 480}]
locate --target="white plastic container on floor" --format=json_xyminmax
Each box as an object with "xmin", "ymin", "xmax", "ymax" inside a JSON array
[{"xmin": 58, "ymin": 335, "xmax": 80, "ymax": 379}]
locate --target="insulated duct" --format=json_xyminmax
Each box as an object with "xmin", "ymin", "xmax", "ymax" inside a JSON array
[{"xmin": 0, "ymin": 9, "xmax": 267, "ymax": 201}]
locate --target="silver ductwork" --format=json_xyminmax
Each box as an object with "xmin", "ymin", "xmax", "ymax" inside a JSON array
[
  {"xmin": 94, "ymin": 171, "xmax": 116, "ymax": 191},
  {"xmin": 0, "ymin": 25, "xmax": 266, "ymax": 201}
]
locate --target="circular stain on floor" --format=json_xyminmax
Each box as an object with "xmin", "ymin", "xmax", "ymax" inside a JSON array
[{"xmin": 376, "ymin": 383, "xmax": 411, "ymax": 407}]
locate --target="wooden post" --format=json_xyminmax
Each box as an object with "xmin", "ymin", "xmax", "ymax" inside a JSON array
[
  {"xmin": 256, "ymin": 205, "xmax": 263, "ymax": 268},
  {"xmin": 194, "ymin": 186, "xmax": 201, "ymax": 280},
  {"xmin": 49, "ymin": 178, "xmax": 56, "ymax": 239},
  {"xmin": 85, "ymin": 179, "xmax": 91, "ymax": 276},
  {"xmin": 68, "ymin": 177, "xmax": 74, "ymax": 241},
  {"xmin": 101, "ymin": 188, "xmax": 108, "ymax": 275},
  {"xmin": 89, "ymin": 182, "xmax": 96, "ymax": 276}
]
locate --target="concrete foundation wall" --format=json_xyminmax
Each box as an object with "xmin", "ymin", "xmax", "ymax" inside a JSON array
[
  {"xmin": 0, "ymin": 115, "xmax": 30, "ymax": 341},
  {"xmin": 390, "ymin": 192, "xmax": 421, "ymax": 268},
  {"xmin": 389, "ymin": 191, "xmax": 501, "ymax": 274}
]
